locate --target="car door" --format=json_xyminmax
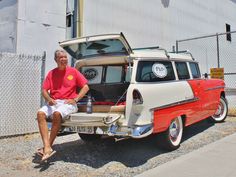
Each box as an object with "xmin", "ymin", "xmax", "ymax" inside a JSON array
[
  {"xmin": 188, "ymin": 62, "xmax": 211, "ymax": 120},
  {"xmin": 175, "ymin": 61, "xmax": 205, "ymax": 123}
]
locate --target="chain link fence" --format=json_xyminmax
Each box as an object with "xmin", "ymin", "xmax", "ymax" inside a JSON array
[
  {"xmin": 0, "ymin": 52, "xmax": 45, "ymax": 137},
  {"xmin": 176, "ymin": 31, "xmax": 236, "ymax": 89},
  {"xmin": 176, "ymin": 31, "xmax": 236, "ymax": 113}
]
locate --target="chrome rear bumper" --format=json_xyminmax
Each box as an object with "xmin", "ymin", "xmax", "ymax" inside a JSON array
[
  {"xmin": 107, "ymin": 124, "xmax": 153, "ymax": 138},
  {"xmin": 59, "ymin": 112, "xmax": 153, "ymax": 139}
]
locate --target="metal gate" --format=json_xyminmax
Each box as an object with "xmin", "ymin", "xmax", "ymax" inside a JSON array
[{"xmin": 0, "ymin": 52, "xmax": 45, "ymax": 137}]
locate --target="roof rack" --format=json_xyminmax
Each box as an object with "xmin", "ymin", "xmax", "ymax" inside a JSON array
[
  {"xmin": 132, "ymin": 46, "xmax": 170, "ymax": 58},
  {"xmin": 132, "ymin": 46, "xmax": 160, "ymax": 50},
  {"xmin": 158, "ymin": 47, "xmax": 170, "ymax": 58},
  {"xmin": 169, "ymin": 50, "xmax": 195, "ymax": 61}
]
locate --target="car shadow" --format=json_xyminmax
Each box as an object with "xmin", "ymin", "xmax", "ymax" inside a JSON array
[
  {"xmin": 32, "ymin": 119, "xmax": 216, "ymax": 171},
  {"xmin": 33, "ymin": 135, "xmax": 166, "ymax": 170},
  {"xmin": 182, "ymin": 119, "xmax": 215, "ymax": 142}
]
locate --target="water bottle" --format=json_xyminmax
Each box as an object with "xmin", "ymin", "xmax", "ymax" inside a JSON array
[{"xmin": 86, "ymin": 93, "xmax": 93, "ymax": 114}]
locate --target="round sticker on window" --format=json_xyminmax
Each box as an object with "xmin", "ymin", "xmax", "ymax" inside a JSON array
[
  {"xmin": 152, "ymin": 63, "xmax": 167, "ymax": 78},
  {"xmin": 83, "ymin": 68, "xmax": 98, "ymax": 81}
]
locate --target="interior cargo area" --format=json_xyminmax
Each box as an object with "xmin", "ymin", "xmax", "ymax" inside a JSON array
[{"xmin": 76, "ymin": 64, "xmax": 132, "ymax": 114}]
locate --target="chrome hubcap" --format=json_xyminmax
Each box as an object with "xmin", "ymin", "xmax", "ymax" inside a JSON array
[
  {"xmin": 215, "ymin": 105, "xmax": 222, "ymax": 116},
  {"xmin": 169, "ymin": 121, "xmax": 179, "ymax": 141},
  {"xmin": 213, "ymin": 101, "xmax": 225, "ymax": 118}
]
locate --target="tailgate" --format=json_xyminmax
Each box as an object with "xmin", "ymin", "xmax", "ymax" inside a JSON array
[{"xmin": 62, "ymin": 112, "xmax": 124, "ymax": 127}]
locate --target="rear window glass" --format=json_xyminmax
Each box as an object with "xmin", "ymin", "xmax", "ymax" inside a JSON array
[
  {"xmin": 81, "ymin": 66, "xmax": 103, "ymax": 84},
  {"xmin": 64, "ymin": 39, "xmax": 128, "ymax": 59},
  {"xmin": 175, "ymin": 62, "xmax": 190, "ymax": 80},
  {"xmin": 189, "ymin": 62, "xmax": 201, "ymax": 78},
  {"xmin": 105, "ymin": 66, "xmax": 122, "ymax": 83},
  {"xmin": 81, "ymin": 65, "xmax": 130, "ymax": 84},
  {"xmin": 136, "ymin": 61, "xmax": 175, "ymax": 82}
]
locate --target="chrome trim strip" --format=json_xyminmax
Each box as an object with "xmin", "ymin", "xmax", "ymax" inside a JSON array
[
  {"xmin": 205, "ymin": 86, "xmax": 225, "ymax": 91},
  {"xmin": 151, "ymin": 97, "xmax": 199, "ymax": 111}
]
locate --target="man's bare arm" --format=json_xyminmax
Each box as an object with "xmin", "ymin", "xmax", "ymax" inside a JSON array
[
  {"xmin": 65, "ymin": 84, "xmax": 90, "ymax": 104},
  {"xmin": 42, "ymin": 89, "xmax": 56, "ymax": 105}
]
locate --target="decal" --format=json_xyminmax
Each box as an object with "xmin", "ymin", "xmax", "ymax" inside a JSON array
[
  {"xmin": 67, "ymin": 75, "xmax": 74, "ymax": 80},
  {"xmin": 152, "ymin": 63, "xmax": 167, "ymax": 78},
  {"xmin": 83, "ymin": 68, "xmax": 98, "ymax": 81}
]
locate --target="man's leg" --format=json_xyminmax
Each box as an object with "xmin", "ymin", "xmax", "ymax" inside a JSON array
[
  {"xmin": 37, "ymin": 111, "xmax": 51, "ymax": 153},
  {"xmin": 49, "ymin": 111, "xmax": 62, "ymax": 147}
]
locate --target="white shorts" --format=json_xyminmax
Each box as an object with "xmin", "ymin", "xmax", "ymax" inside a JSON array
[{"xmin": 38, "ymin": 99, "xmax": 78, "ymax": 119}]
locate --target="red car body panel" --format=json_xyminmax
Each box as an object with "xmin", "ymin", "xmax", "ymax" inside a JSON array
[{"xmin": 153, "ymin": 79, "xmax": 225, "ymax": 133}]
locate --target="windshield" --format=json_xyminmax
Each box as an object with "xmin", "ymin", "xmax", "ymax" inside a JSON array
[{"xmin": 64, "ymin": 39, "xmax": 128, "ymax": 59}]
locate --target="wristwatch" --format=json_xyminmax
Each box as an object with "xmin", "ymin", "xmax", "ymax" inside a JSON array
[{"xmin": 74, "ymin": 98, "xmax": 79, "ymax": 103}]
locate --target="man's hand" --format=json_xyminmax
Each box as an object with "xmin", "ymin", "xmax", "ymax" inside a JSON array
[
  {"xmin": 42, "ymin": 89, "xmax": 57, "ymax": 106},
  {"xmin": 65, "ymin": 99, "xmax": 77, "ymax": 105},
  {"xmin": 48, "ymin": 99, "xmax": 57, "ymax": 106}
]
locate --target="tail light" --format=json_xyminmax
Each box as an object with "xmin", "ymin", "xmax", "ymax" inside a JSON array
[{"xmin": 133, "ymin": 89, "xmax": 143, "ymax": 104}]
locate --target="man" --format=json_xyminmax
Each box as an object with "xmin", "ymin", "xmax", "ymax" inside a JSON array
[{"xmin": 37, "ymin": 49, "xmax": 89, "ymax": 162}]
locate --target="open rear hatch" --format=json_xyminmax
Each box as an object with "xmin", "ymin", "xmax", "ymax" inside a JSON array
[
  {"xmin": 59, "ymin": 33, "xmax": 132, "ymax": 127},
  {"xmin": 59, "ymin": 33, "xmax": 132, "ymax": 61}
]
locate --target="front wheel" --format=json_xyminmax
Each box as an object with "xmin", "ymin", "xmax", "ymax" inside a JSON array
[
  {"xmin": 209, "ymin": 96, "xmax": 228, "ymax": 123},
  {"xmin": 158, "ymin": 116, "xmax": 183, "ymax": 151}
]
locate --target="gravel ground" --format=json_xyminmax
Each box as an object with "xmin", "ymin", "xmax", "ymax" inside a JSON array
[{"xmin": 1, "ymin": 116, "xmax": 236, "ymax": 177}]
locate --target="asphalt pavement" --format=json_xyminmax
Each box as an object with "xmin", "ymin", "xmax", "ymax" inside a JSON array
[{"xmin": 136, "ymin": 132, "xmax": 236, "ymax": 177}]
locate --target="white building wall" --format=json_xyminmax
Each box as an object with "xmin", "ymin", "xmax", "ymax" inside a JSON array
[
  {"xmin": 17, "ymin": 0, "xmax": 67, "ymax": 73},
  {"xmin": 82, "ymin": 0, "xmax": 236, "ymax": 50},
  {"xmin": 0, "ymin": 0, "xmax": 17, "ymax": 53},
  {"xmin": 0, "ymin": 0, "xmax": 67, "ymax": 74},
  {"xmin": 81, "ymin": 0, "xmax": 236, "ymax": 109}
]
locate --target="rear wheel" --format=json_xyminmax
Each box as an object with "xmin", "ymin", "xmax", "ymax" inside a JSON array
[
  {"xmin": 209, "ymin": 96, "xmax": 228, "ymax": 123},
  {"xmin": 158, "ymin": 116, "xmax": 183, "ymax": 151},
  {"xmin": 78, "ymin": 133, "xmax": 102, "ymax": 142}
]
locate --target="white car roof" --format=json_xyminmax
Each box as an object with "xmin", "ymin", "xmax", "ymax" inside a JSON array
[{"xmin": 131, "ymin": 49, "xmax": 194, "ymax": 61}]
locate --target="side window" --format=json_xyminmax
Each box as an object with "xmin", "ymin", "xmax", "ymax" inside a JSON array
[
  {"xmin": 136, "ymin": 61, "xmax": 175, "ymax": 82},
  {"xmin": 175, "ymin": 62, "xmax": 190, "ymax": 80},
  {"xmin": 105, "ymin": 66, "xmax": 122, "ymax": 83},
  {"xmin": 81, "ymin": 66, "xmax": 103, "ymax": 84},
  {"xmin": 189, "ymin": 62, "xmax": 201, "ymax": 78}
]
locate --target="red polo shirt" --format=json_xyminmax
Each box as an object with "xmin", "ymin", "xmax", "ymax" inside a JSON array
[{"xmin": 43, "ymin": 66, "xmax": 87, "ymax": 99}]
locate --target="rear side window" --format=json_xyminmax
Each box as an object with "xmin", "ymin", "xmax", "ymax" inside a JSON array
[
  {"xmin": 136, "ymin": 61, "xmax": 175, "ymax": 82},
  {"xmin": 175, "ymin": 62, "xmax": 190, "ymax": 80},
  {"xmin": 105, "ymin": 66, "xmax": 122, "ymax": 83},
  {"xmin": 81, "ymin": 65, "xmax": 128, "ymax": 84},
  {"xmin": 81, "ymin": 66, "xmax": 103, "ymax": 84},
  {"xmin": 189, "ymin": 62, "xmax": 201, "ymax": 78}
]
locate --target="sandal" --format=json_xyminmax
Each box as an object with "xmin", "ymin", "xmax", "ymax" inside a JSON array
[
  {"xmin": 36, "ymin": 148, "xmax": 44, "ymax": 157},
  {"xmin": 41, "ymin": 149, "xmax": 56, "ymax": 162}
]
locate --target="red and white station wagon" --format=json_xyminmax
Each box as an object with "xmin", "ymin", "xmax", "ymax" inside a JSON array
[{"xmin": 57, "ymin": 33, "xmax": 228, "ymax": 150}]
